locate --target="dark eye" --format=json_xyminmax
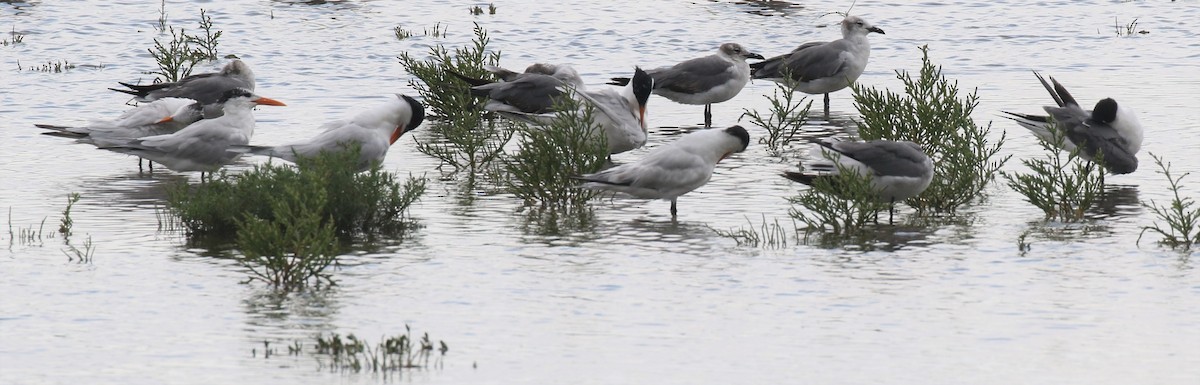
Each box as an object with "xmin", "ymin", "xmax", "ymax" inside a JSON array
[{"xmin": 856, "ymin": 22, "xmax": 864, "ymax": 27}]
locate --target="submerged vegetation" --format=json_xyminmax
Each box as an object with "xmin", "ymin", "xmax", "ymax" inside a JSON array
[
  {"xmin": 789, "ymin": 165, "xmax": 892, "ymax": 235},
  {"xmin": 398, "ymin": 23, "xmax": 512, "ymax": 175},
  {"xmin": 741, "ymin": 77, "xmax": 813, "ymax": 154},
  {"xmin": 167, "ymin": 150, "xmax": 426, "ymax": 290},
  {"xmin": 3, "ymin": 26, "xmax": 25, "ymax": 46},
  {"xmin": 1001, "ymin": 126, "xmax": 1104, "ymax": 222},
  {"xmin": 852, "ymin": 45, "xmax": 1008, "ymax": 214},
  {"xmin": 1140, "ymin": 154, "xmax": 1200, "ymax": 249},
  {"xmin": 500, "ymin": 91, "xmax": 608, "ymax": 206},
  {"xmin": 148, "ymin": 9, "xmax": 224, "ymax": 82},
  {"xmin": 311, "ymin": 327, "xmax": 448, "ymax": 374}
]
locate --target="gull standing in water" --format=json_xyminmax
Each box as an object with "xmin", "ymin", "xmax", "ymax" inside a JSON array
[
  {"xmin": 575, "ymin": 125, "xmax": 750, "ymax": 217},
  {"xmin": 110, "ymin": 59, "xmax": 256, "ymax": 118},
  {"xmin": 230, "ymin": 94, "xmax": 426, "ymax": 172},
  {"xmin": 782, "ymin": 139, "xmax": 933, "ymax": 223},
  {"xmin": 99, "ymin": 88, "xmax": 285, "ymax": 178},
  {"xmin": 37, "ymin": 97, "xmax": 208, "ymax": 171},
  {"xmin": 497, "ymin": 67, "xmax": 653, "ymax": 156},
  {"xmin": 1001, "ymin": 71, "xmax": 1143, "ymax": 175},
  {"xmin": 751, "ymin": 15, "xmax": 884, "ymax": 117},
  {"xmin": 608, "ymin": 43, "xmax": 763, "ymax": 127}
]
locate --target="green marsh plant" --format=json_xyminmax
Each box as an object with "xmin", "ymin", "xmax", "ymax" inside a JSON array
[
  {"xmin": 186, "ymin": 9, "xmax": 222, "ymax": 61},
  {"xmin": 852, "ymin": 45, "xmax": 1008, "ymax": 214},
  {"xmin": 741, "ymin": 77, "xmax": 813, "ymax": 154},
  {"xmin": 148, "ymin": 10, "xmax": 224, "ymax": 82},
  {"xmin": 314, "ymin": 326, "xmax": 448, "ymax": 373},
  {"xmin": 708, "ymin": 215, "xmax": 791, "ymax": 248},
  {"xmin": 500, "ymin": 91, "xmax": 608, "ymax": 206},
  {"xmin": 62, "ymin": 236, "xmax": 95, "ymax": 264},
  {"xmin": 3, "ymin": 26, "xmax": 24, "ymax": 46},
  {"xmin": 1001, "ymin": 125, "xmax": 1104, "ymax": 222},
  {"xmin": 394, "ymin": 25, "xmax": 412, "ymax": 40},
  {"xmin": 789, "ymin": 163, "xmax": 891, "ymax": 235},
  {"xmin": 1139, "ymin": 153, "xmax": 1200, "ymax": 249},
  {"xmin": 236, "ymin": 182, "xmax": 339, "ymax": 290},
  {"xmin": 59, "ymin": 193, "xmax": 80, "ymax": 236},
  {"xmin": 398, "ymin": 23, "xmax": 512, "ymax": 174},
  {"xmin": 167, "ymin": 148, "xmax": 426, "ymax": 239}
]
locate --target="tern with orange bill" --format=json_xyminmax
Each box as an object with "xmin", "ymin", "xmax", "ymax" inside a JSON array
[{"xmin": 229, "ymin": 94, "xmax": 426, "ymax": 172}]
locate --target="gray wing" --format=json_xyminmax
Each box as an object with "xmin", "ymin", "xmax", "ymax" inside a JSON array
[
  {"xmin": 148, "ymin": 75, "xmax": 254, "ymax": 104},
  {"xmin": 752, "ymin": 41, "xmax": 848, "ymax": 82},
  {"xmin": 831, "ymin": 141, "xmax": 930, "ymax": 178},
  {"xmin": 650, "ymin": 55, "xmax": 734, "ymax": 94},
  {"xmin": 1065, "ymin": 113, "xmax": 1137, "ymax": 172},
  {"xmin": 474, "ymin": 74, "xmax": 565, "ymax": 113}
]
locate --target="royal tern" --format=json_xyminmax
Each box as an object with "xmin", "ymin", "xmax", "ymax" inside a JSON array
[
  {"xmin": 110, "ymin": 59, "xmax": 255, "ymax": 117},
  {"xmin": 38, "ymin": 98, "xmax": 204, "ymax": 145},
  {"xmin": 498, "ymin": 67, "xmax": 653, "ymax": 156},
  {"xmin": 1001, "ymin": 72, "xmax": 1142, "ymax": 175},
  {"xmin": 609, "ymin": 43, "xmax": 763, "ymax": 127},
  {"xmin": 782, "ymin": 139, "xmax": 933, "ymax": 223},
  {"xmin": 751, "ymin": 16, "xmax": 884, "ymax": 116},
  {"xmin": 575, "ymin": 125, "xmax": 751, "ymax": 217},
  {"xmin": 452, "ymin": 63, "xmax": 585, "ymax": 114},
  {"xmin": 98, "ymin": 88, "xmax": 285, "ymax": 176},
  {"xmin": 230, "ymin": 94, "xmax": 425, "ymax": 172}
]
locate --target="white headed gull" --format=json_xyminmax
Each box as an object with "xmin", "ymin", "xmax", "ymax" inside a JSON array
[
  {"xmin": 231, "ymin": 94, "xmax": 425, "ymax": 172},
  {"xmin": 751, "ymin": 16, "xmax": 884, "ymax": 116},
  {"xmin": 498, "ymin": 67, "xmax": 653, "ymax": 156},
  {"xmin": 783, "ymin": 139, "xmax": 933, "ymax": 223},
  {"xmin": 609, "ymin": 43, "xmax": 763, "ymax": 127},
  {"xmin": 1001, "ymin": 71, "xmax": 1142, "ymax": 175},
  {"xmin": 99, "ymin": 88, "xmax": 285, "ymax": 177},
  {"xmin": 575, "ymin": 125, "xmax": 751, "ymax": 217}
]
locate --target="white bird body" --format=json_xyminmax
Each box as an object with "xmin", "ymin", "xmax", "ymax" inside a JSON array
[
  {"xmin": 99, "ymin": 89, "xmax": 285, "ymax": 173},
  {"xmin": 576, "ymin": 125, "xmax": 751, "ymax": 216},
  {"xmin": 38, "ymin": 97, "xmax": 204, "ymax": 147},
  {"xmin": 234, "ymin": 94, "xmax": 426, "ymax": 172},
  {"xmin": 786, "ymin": 139, "xmax": 934, "ymax": 204},
  {"xmin": 751, "ymin": 16, "xmax": 884, "ymax": 114},
  {"xmin": 610, "ymin": 43, "xmax": 763, "ymax": 127},
  {"xmin": 499, "ymin": 67, "xmax": 653, "ymax": 155},
  {"xmin": 1001, "ymin": 72, "xmax": 1143, "ymax": 174}
]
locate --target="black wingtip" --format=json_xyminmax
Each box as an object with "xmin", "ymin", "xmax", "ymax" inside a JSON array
[
  {"xmin": 608, "ymin": 77, "xmax": 631, "ymax": 87},
  {"xmin": 447, "ymin": 69, "xmax": 491, "ymax": 87},
  {"xmin": 781, "ymin": 170, "xmax": 817, "ymax": 186}
]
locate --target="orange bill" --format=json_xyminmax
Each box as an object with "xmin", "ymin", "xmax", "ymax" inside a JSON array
[{"xmin": 254, "ymin": 97, "xmax": 287, "ymax": 106}]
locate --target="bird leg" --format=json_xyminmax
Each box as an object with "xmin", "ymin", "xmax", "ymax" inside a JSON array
[
  {"xmin": 704, "ymin": 104, "xmax": 713, "ymax": 127},
  {"xmin": 823, "ymin": 93, "xmax": 831, "ymax": 118},
  {"xmin": 670, "ymin": 199, "xmax": 678, "ymax": 217},
  {"xmin": 888, "ymin": 198, "xmax": 896, "ymax": 225},
  {"xmin": 138, "ymin": 158, "xmax": 144, "ymax": 173}
]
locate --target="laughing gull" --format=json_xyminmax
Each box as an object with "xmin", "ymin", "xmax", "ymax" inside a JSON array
[
  {"xmin": 110, "ymin": 59, "xmax": 256, "ymax": 118},
  {"xmin": 230, "ymin": 94, "xmax": 425, "ymax": 172},
  {"xmin": 452, "ymin": 63, "xmax": 586, "ymax": 114},
  {"xmin": 99, "ymin": 88, "xmax": 285, "ymax": 178},
  {"xmin": 751, "ymin": 15, "xmax": 884, "ymax": 117},
  {"xmin": 608, "ymin": 43, "xmax": 764, "ymax": 127},
  {"xmin": 497, "ymin": 67, "xmax": 653, "ymax": 156},
  {"xmin": 782, "ymin": 139, "xmax": 933, "ymax": 223},
  {"xmin": 575, "ymin": 125, "xmax": 750, "ymax": 217},
  {"xmin": 1001, "ymin": 71, "xmax": 1143, "ymax": 175}
]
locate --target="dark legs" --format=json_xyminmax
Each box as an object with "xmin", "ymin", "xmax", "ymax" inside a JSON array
[
  {"xmin": 670, "ymin": 198, "xmax": 678, "ymax": 217},
  {"xmin": 823, "ymin": 93, "xmax": 831, "ymax": 118},
  {"xmin": 703, "ymin": 104, "xmax": 713, "ymax": 127}
]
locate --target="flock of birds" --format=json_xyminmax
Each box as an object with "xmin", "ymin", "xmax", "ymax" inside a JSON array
[{"xmin": 36, "ymin": 15, "xmax": 1146, "ymax": 219}]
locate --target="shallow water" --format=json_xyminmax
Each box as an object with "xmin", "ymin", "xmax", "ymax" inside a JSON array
[{"xmin": 3, "ymin": 1, "xmax": 1200, "ymax": 384}]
